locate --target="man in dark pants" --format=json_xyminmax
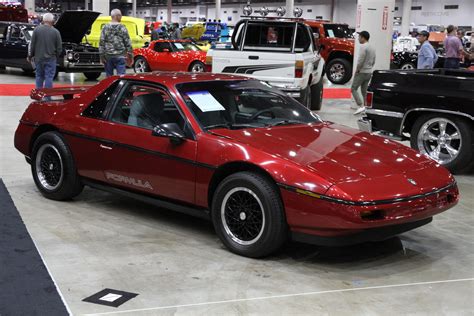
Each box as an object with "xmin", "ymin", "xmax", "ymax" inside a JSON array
[
  {"xmin": 444, "ymin": 25, "xmax": 463, "ymax": 69},
  {"xmin": 27, "ymin": 13, "xmax": 62, "ymax": 89},
  {"xmin": 99, "ymin": 9, "xmax": 133, "ymax": 77}
]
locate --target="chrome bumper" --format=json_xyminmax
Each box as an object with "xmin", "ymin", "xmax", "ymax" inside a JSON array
[{"xmin": 357, "ymin": 117, "xmax": 373, "ymax": 133}]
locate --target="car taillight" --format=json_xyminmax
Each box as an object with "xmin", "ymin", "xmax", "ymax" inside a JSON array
[
  {"xmin": 366, "ymin": 91, "xmax": 373, "ymax": 108},
  {"xmin": 205, "ymin": 56, "xmax": 212, "ymax": 72},
  {"xmin": 295, "ymin": 60, "xmax": 304, "ymax": 78}
]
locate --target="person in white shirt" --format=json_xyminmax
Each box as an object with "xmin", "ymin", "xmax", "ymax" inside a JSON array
[{"xmin": 352, "ymin": 31, "xmax": 376, "ymax": 115}]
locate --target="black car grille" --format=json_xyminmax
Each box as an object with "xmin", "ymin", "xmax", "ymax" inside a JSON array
[{"xmin": 77, "ymin": 52, "xmax": 100, "ymax": 64}]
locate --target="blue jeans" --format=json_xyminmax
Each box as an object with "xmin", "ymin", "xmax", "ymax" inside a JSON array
[
  {"xmin": 35, "ymin": 58, "xmax": 56, "ymax": 89},
  {"xmin": 444, "ymin": 58, "xmax": 460, "ymax": 69},
  {"xmin": 105, "ymin": 56, "xmax": 126, "ymax": 77}
]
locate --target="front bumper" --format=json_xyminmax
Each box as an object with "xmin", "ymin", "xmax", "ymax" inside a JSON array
[{"xmin": 292, "ymin": 217, "xmax": 432, "ymax": 246}]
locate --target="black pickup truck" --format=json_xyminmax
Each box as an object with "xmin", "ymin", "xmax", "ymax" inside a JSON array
[
  {"xmin": 358, "ymin": 69, "xmax": 474, "ymax": 173},
  {"xmin": 0, "ymin": 11, "xmax": 102, "ymax": 80}
]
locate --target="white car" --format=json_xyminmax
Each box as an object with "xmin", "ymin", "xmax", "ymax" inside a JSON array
[{"xmin": 206, "ymin": 18, "xmax": 325, "ymax": 111}]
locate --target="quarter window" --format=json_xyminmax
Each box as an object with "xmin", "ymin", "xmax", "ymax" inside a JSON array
[{"xmin": 82, "ymin": 81, "xmax": 119, "ymax": 119}]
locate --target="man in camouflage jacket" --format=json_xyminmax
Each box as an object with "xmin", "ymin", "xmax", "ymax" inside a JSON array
[{"xmin": 99, "ymin": 9, "xmax": 133, "ymax": 77}]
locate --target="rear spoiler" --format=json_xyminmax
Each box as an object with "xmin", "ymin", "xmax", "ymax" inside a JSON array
[{"xmin": 30, "ymin": 86, "xmax": 92, "ymax": 101}]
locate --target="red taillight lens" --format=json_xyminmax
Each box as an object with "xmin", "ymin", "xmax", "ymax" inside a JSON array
[
  {"xmin": 295, "ymin": 60, "xmax": 304, "ymax": 78},
  {"xmin": 366, "ymin": 91, "xmax": 373, "ymax": 108}
]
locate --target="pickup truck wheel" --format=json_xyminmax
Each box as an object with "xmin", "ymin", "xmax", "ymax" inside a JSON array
[
  {"xmin": 326, "ymin": 58, "xmax": 352, "ymax": 84},
  {"xmin": 400, "ymin": 62, "xmax": 415, "ymax": 70},
  {"xmin": 411, "ymin": 114, "xmax": 474, "ymax": 173},
  {"xmin": 31, "ymin": 132, "xmax": 83, "ymax": 200},
  {"xmin": 299, "ymin": 85, "xmax": 311, "ymax": 109},
  {"xmin": 84, "ymin": 72, "xmax": 101, "ymax": 81},
  {"xmin": 211, "ymin": 172, "xmax": 287, "ymax": 258},
  {"xmin": 310, "ymin": 77, "xmax": 324, "ymax": 111},
  {"xmin": 134, "ymin": 57, "xmax": 150, "ymax": 73}
]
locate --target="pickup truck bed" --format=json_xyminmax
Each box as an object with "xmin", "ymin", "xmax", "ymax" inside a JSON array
[{"xmin": 358, "ymin": 69, "xmax": 474, "ymax": 173}]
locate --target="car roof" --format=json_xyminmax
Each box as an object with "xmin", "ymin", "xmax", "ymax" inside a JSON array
[{"xmin": 116, "ymin": 72, "xmax": 252, "ymax": 85}]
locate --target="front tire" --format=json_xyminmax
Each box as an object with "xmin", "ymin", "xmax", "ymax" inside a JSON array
[
  {"xmin": 31, "ymin": 132, "xmax": 83, "ymax": 200},
  {"xmin": 84, "ymin": 72, "xmax": 101, "ymax": 80},
  {"xmin": 400, "ymin": 62, "xmax": 415, "ymax": 70},
  {"xmin": 326, "ymin": 58, "xmax": 352, "ymax": 84},
  {"xmin": 134, "ymin": 57, "xmax": 150, "ymax": 73},
  {"xmin": 410, "ymin": 114, "xmax": 474, "ymax": 173},
  {"xmin": 211, "ymin": 172, "xmax": 287, "ymax": 258}
]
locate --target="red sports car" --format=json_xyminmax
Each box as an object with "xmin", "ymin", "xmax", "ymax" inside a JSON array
[
  {"xmin": 15, "ymin": 73, "xmax": 458, "ymax": 258},
  {"xmin": 133, "ymin": 40, "xmax": 206, "ymax": 73}
]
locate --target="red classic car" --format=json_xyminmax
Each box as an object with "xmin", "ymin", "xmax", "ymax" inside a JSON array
[
  {"xmin": 133, "ymin": 40, "xmax": 206, "ymax": 73},
  {"xmin": 15, "ymin": 73, "xmax": 459, "ymax": 258}
]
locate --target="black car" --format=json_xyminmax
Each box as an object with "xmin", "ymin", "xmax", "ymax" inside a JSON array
[
  {"xmin": 358, "ymin": 69, "xmax": 474, "ymax": 173},
  {"xmin": 0, "ymin": 11, "xmax": 102, "ymax": 80},
  {"xmin": 392, "ymin": 50, "xmax": 472, "ymax": 70}
]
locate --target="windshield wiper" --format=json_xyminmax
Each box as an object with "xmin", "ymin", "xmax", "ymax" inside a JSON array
[
  {"xmin": 206, "ymin": 123, "xmax": 259, "ymax": 130},
  {"xmin": 267, "ymin": 120, "xmax": 305, "ymax": 127}
]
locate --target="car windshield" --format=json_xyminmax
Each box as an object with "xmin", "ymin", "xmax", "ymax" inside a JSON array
[
  {"xmin": 177, "ymin": 80, "xmax": 321, "ymax": 130},
  {"xmin": 171, "ymin": 42, "xmax": 200, "ymax": 51},
  {"xmin": 324, "ymin": 24, "xmax": 353, "ymax": 38}
]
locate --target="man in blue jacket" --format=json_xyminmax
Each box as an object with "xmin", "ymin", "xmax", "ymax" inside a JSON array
[{"xmin": 417, "ymin": 31, "xmax": 438, "ymax": 69}]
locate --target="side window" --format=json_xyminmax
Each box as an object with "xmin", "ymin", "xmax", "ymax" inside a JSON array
[
  {"xmin": 9, "ymin": 26, "xmax": 22, "ymax": 40},
  {"xmin": 110, "ymin": 83, "xmax": 185, "ymax": 131},
  {"xmin": 243, "ymin": 23, "xmax": 294, "ymax": 52},
  {"xmin": 0, "ymin": 25, "xmax": 7, "ymax": 40},
  {"xmin": 295, "ymin": 25, "xmax": 311, "ymax": 53},
  {"xmin": 82, "ymin": 81, "xmax": 119, "ymax": 119},
  {"xmin": 153, "ymin": 42, "xmax": 171, "ymax": 52}
]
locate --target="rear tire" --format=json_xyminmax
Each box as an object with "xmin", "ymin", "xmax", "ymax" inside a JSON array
[
  {"xmin": 134, "ymin": 57, "xmax": 150, "ymax": 73},
  {"xmin": 189, "ymin": 61, "xmax": 205, "ymax": 72},
  {"xmin": 410, "ymin": 114, "xmax": 474, "ymax": 173},
  {"xmin": 31, "ymin": 132, "xmax": 83, "ymax": 200},
  {"xmin": 310, "ymin": 77, "xmax": 324, "ymax": 111},
  {"xmin": 211, "ymin": 172, "xmax": 287, "ymax": 258},
  {"xmin": 84, "ymin": 72, "xmax": 101, "ymax": 80},
  {"xmin": 326, "ymin": 58, "xmax": 352, "ymax": 84},
  {"xmin": 299, "ymin": 85, "xmax": 311, "ymax": 109}
]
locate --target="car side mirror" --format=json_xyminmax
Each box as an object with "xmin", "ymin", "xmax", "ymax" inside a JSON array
[{"xmin": 152, "ymin": 123, "xmax": 186, "ymax": 145}]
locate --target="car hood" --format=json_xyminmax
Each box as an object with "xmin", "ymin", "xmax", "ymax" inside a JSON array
[
  {"xmin": 55, "ymin": 10, "xmax": 100, "ymax": 43},
  {"xmin": 211, "ymin": 123, "xmax": 454, "ymax": 199}
]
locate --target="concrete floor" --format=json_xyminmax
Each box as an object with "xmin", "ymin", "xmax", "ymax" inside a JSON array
[{"xmin": 0, "ymin": 68, "xmax": 473, "ymax": 315}]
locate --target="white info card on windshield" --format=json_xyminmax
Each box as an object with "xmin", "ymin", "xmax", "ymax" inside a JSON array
[{"xmin": 187, "ymin": 91, "xmax": 226, "ymax": 112}]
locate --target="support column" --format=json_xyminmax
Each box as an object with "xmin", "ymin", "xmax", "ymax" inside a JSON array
[
  {"xmin": 85, "ymin": 0, "xmax": 88, "ymax": 11},
  {"xmin": 330, "ymin": 0, "xmax": 335, "ymax": 21},
  {"xmin": 401, "ymin": 0, "xmax": 412, "ymax": 36},
  {"xmin": 132, "ymin": 0, "xmax": 137, "ymax": 17},
  {"xmin": 24, "ymin": 0, "xmax": 35, "ymax": 14},
  {"xmin": 286, "ymin": 0, "xmax": 294, "ymax": 17},
  {"xmin": 215, "ymin": 0, "xmax": 221, "ymax": 21},
  {"xmin": 167, "ymin": 0, "xmax": 172, "ymax": 23},
  {"xmin": 92, "ymin": 0, "xmax": 109, "ymax": 16}
]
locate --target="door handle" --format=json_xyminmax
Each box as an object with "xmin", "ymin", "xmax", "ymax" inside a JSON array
[
  {"xmin": 248, "ymin": 55, "xmax": 259, "ymax": 60},
  {"xmin": 100, "ymin": 144, "xmax": 112, "ymax": 150}
]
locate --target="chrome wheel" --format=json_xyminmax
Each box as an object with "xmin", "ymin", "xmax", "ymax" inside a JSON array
[
  {"xmin": 221, "ymin": 187, "xmax": 265, "ymax": 246},
  {"xmin": 401, "ymin": 63, "xmax": 415, "ymax": 70},
  {"xmin": 35, "ymin": 144, "xmax": 64, "ymax": 191},
  {"xmin": 329, "ymin": 63, "xmax": 345, "ymax": 81},
  {"xmin": 417, "ymin": 117, "xmax": 462, "ymax": 165},
  {"xmin": 191, "ymin": 62, "xmax": 204, "ymax": 72},
  {"xmin": 134, "ymin": 59, "xmax": 147, "ymax": 73}
]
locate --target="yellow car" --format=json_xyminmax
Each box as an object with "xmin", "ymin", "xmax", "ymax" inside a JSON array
[
  {"xmin": 181, "ymin": 24, "xmax": 211, "ymax": 51},
  {"xmin": 83, "ymin": 16, "xmax": 150, "ymax": 49}
]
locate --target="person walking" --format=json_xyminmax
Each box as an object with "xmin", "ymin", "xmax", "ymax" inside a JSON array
[
  {"xmin": 417, "ymin": 30, "xmax": 438, "ymax": 69},
  {"xmin": 99, "ymin": 9, "xmax": 133, "ymax": 77},
  {"xmin": 27, "ymin": 13, "xmax": 62, "ymax": 89},
  {"xmin": 443, "ymin": 25, "xmax": 463, "ymax": 69},
  {"xmin": 170, "ymin": 23, "xmax": 181, "ymax": 40},
  {"xmin": 352, "ymin": 31, "xmax": 376, "ymax": 115}
]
